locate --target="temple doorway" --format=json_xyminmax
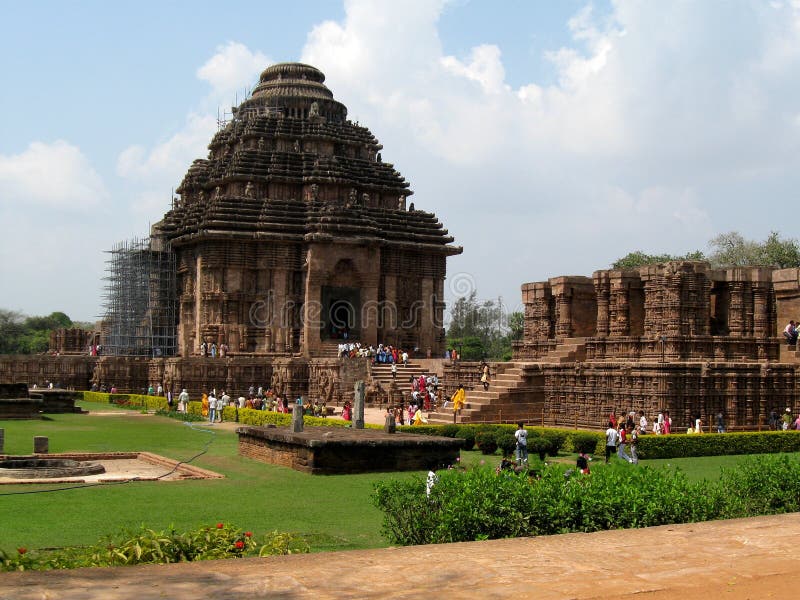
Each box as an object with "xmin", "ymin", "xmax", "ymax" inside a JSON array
[{"xmin": 321, "ymin": 286, "xmax": 361, "ymax": 340}]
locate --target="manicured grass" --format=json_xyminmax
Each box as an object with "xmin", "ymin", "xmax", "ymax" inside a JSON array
[{"xmin": 0, "ymin": 413, "xmax": 415, "ymax": 553}]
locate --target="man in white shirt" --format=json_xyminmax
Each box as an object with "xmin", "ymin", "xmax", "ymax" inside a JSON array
[
  {"xmin": 208, "ymin": 394, "xmax": 217, "ymax": 423},
  {"xmin": 514, "ymin": 422, "xmax": 528, "ymax": 465},
  {"xmin": 605, "ymin": 422, "xmax": 618, "ymax": 463}
]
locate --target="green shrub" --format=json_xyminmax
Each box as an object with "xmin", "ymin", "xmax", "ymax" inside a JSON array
[
  {"xmin": 456, "ymin": 427, "xmax": 476, "ymax": 451},
  {"xmin": 637, "ymin": 431, "xmax": 800, "ymax": 459},
  {"xmin": 571, "ymin": 432, "xmax": 604, "ymax": 455},
  {"xmin": 528, "ymin": 436, "xmax": 552, "ymax": 461},
  {"xmin": 439, "ymin": 424, "xmax": 461, "ymax": 438},
  {"xmin": 495, "ymin": 432, "xmax": 517, "ymax": 457},
  {"xmin": 475, "ymin": 430, "xmax": 497, "ymax": 455},
  {"xmin": 373, "ymin": 456, "xmax": 800, "ymax": 546}
]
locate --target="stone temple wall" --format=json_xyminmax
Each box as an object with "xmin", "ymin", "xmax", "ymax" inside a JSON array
[{"xmin": 503, "ymin": 261, "xmax": 800, "ymax": 430}]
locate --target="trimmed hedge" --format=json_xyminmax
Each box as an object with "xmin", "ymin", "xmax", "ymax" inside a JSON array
[
  {"xmin": 373, "ymin": 454, "xmax": 800, "ymax": 546},
  {"xmin": 637, "ymin": 430, "xmax": 800, "ymax": 459},
  {"xmin": 82, "ymin": 391, "xmax": 168, "ymax": 411}
]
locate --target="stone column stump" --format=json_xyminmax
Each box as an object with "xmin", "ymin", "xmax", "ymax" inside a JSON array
[{"xmin": 34, "ymin": 436, "xmax": 49, "ymax": 454}]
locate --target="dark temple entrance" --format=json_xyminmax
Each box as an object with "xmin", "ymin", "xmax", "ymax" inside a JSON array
[{"xmin": 321, "ymin": 286, "xmax": 361, "ymax": 340}]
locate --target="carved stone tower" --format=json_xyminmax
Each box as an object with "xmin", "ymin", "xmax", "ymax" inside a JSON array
[{"xmin": 156, "ymin": 62, "xmax": 461, "ymax": 357}]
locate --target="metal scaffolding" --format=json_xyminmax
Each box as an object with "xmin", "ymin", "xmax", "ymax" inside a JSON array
[{"xmin": 101, "ymin": 236, "xmax": 177, "ymax": 357}]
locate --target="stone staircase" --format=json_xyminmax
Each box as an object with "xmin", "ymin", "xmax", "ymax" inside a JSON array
[
  {"xmin": 427, "ymin": 362, "xmax": 545, "ymax": 425},
  {"xmin": 540, "ymin": 337, "xmax": 587, "ymax": 363},
  {"xmin": 369, "ymin": 361, "xmax": 428, "ymax": 390},
  {"xmin": 425, "ymin": 338, "xmax": 591, "ymax": 425}
]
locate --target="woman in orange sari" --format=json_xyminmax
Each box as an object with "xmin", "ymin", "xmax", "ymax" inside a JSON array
[{"xmin": 201, "ymin": 392, "xmax": 209, "ymax": 417}]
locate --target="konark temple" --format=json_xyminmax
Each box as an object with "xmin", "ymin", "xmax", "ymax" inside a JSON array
[{"xmin": 2, "ymin": 62, "xmax": 800, "ymax": 430}]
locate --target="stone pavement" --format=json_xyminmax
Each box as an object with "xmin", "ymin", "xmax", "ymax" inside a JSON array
[{"xmin": 1, "ymin": 513, "xmax": 797, "ymax": 599}]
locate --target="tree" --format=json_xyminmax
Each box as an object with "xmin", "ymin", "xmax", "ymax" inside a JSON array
[
  {"xmin": 0, "ymin": 310, "xmax": 76, "ymax": 354},
  {"xmin": 708, "ymin": 231, "xmax": 800, "ymax": 268},
  {"xmin": 612, "ymin": 250, "xmax": 705, "ymax": 269},
  {"xmin": 446, "ymin": 293, "xmax": 517, "ymax": 361}
]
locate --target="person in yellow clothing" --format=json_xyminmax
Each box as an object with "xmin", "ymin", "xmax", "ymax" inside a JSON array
[
  {"xmin": 451, "ymin": 384, "xmax": 465, "ymax": 423},
  {"xmin": 201, "ymin": 392, "xmax": 209, "ymax": 417}
]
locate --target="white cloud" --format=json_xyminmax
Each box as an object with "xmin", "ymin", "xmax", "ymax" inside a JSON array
[
  {"xmin": 0, "ymin": 140, "xmax": 106, "ymax": 210},
  {"xmin": 117, "ymin": 113, "xmax": 216, "ymax": 180},
  {"xmin": 298, "ymin": 0, "xmax": 800, "ymax": 303},
  {"xmin": 116, "ymin": 42, "xmax": 271, "ymax": 219},
  {"xmin": 196, "ymin": 41, "xmax": 270, "ymax": 102}
]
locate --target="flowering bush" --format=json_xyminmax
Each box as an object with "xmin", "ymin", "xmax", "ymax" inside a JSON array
[{"xmin": 0, "ymin": 523, "xmax": 308, "ymax": 572}]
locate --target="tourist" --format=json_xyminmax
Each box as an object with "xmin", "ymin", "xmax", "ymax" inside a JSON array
[
  {"xmin": 783, "ymin": 408, "xmax": 793, "ymax": 430},
  {"xmin": 177, "ymin": 388, "xmax": 188, "ymax": 413},
  {"xmin": 663, "ymin": 411, "xmax": 672, "ymax": 434},
  {"xmin": 480, "ymin": 362, "xmax": 490, "ymax": 391},
  {"xmin": 784, "ymin": 320, "xmax": 798, "ymax": 346},
  {"xmin": 157, "ymin": 383, "xmax": 163, "ymax": 396},
  {"xmin": 794, "ymin": 413, "xmax": 800, "ymax": 430},
  {"xmin": 402, "ymin": 351, "xmax": 408, "ymax": 367},
  {"xmin": 201, "ymin": 392, "xmax": 209, "ymax": 417},
  {"xmin": 604, "ymin": 421, "xmax": 618, "ymax": 463},
  {"xmin": 166, "ymin": 389, "xmax": 173, "ymax": 411},
  {"xmin": 451, "ymin": 384, "xmax": 465, "ymax": 423},
  {"xmin": 221, "ymin": 391, "xmax": 231, "ymax": 420},
  {"xmin": 413, "ymin": 407, "xmax": 424, "ymax": 426},
  {"xmin": 148, "ymin": 384, "xmax": 155, "ymax": 396},
  {"xmin": 426, "ymin": 469, "xmax": 438, "ymax": 498},
  {"xmin": 617, "ymin": 423, "xmax": 632, "ymax": 463},
  {"xmin": 200, "ymin": 341, "xmax": 207, "ymax": 357},
  {"xmin": 576, "ymin": 451, "xmax": 591, "ymax": 475},
  {"xmin": 514, "ymin": 422, "xmax": 528, "ymax": 466},
  {"xmin": 210, "ymin": 342, "xmax": 217, "ymax": 358},
  {"xmin": 391, "ymin": 363, "xmax": 397, "ymax": 380},
  {"xmin": 639, "ymin": 411, "xmax": 648, "ymax": 434},
  {"xmin": 342, "ymin": 400, "xmax": 352, "ymax": 421},
  {"xmin": 208, "ymin": 393, "xmax": 217, "ymax": 423},
  {"xmin": 629, "ymin": 426, "xmax": 639, "ymax": 464},
  {"xmin": 716, "ymin": 411, "xmax": 725, "ymax": 434},
  {"xmin": 694, "ymin": 415, "xmax": 703, "ymax": 434}
]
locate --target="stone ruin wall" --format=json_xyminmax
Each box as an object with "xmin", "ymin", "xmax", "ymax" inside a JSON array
[
  {"xmin": 508, "ymin": 262, "xmax": 800, "ymax": 429},
  {"xmin": 542, "ymin": 362, "xmax": 797, "ymax": 431}
]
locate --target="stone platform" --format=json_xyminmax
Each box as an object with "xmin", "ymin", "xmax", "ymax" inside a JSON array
[
  {"xmin": 0, "ymin": 383, "xmax": 42, "ymax": 419},
  {"xmin": 237, "ymin": 425, "xmax": 461, "ymax": 474}
]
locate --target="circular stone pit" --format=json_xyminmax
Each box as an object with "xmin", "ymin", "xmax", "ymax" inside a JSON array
[{"xmin": 0, "ymin": 456, "xmax": 105, "ymax": 479}]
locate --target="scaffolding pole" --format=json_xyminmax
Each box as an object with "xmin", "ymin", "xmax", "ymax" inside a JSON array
[{"xmin": 101, "ymin": 236, "xmax": 177, "ymax": 357}]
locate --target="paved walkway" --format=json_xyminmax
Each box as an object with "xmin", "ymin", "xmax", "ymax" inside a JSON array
[{"xmin": 1, "ymin": 513, "xmax": 797, "ymax": 599}]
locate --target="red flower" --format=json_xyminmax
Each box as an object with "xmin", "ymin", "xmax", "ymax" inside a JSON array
[
  {"xmin": 235, "ymin": 540, "xmax": 244, "ymax": 549},
  {"xmin": 245, "ymin": 531, "xmax": 252, "ymax": 537},
  {"xmin": 17, "ymin": 547, "xmax": 27, "ymax": 555},
  {"xmin": 216, "ymin": 523, "xmax": 224, "ymax": 529}
]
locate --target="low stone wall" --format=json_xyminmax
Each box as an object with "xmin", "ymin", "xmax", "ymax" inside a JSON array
[{"xmin": 237, "ymin": 425, "xmax": 461, "ymax": 474}]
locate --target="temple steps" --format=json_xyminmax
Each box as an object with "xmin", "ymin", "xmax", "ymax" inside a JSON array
[
  {"xmin": 427, "ymin": 362, "xmax": 545, "ymax": 425},
  {"xmin": 369, "ymin": 362, "xmax": 428, "ymax": 391}
]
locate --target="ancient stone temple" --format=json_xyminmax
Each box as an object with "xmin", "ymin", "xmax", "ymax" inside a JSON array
[
  {"xmin": 155, "ymin": 62, "xmax": 461, "ymax": 359},
  {"xmin": 433, "ymin": 261, "xmax": 800, "ymax": 430}
]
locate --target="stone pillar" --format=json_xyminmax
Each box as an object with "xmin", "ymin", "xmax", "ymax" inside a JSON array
[
  {"xmin": 353, "ymin": 381, "xmax": 365, "ymax": 429},
  {"xmin": 753, "ymin": 285, "xmax": 769, "ymax": 338},
  {"xmin": 555, "ymin": 293, "xmax": 572, "ymax": 338},
  {"xmin": 273, "ymin": 268, "xmax": 289, "ymax": 351},
  {"xmin": 594, "ymin": 275, "xmax": 610, "ymax": 338},
  {"xmin": 34, "ymin": 436, "xmax": 49, "ymax": 454},
  {"xmin": 291, "ymin": 402, "xmax": 304, "ymax": 433}
]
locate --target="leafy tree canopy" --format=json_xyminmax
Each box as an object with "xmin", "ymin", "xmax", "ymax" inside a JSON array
[
  {"xmin": 446, "ymin": 291, "xmax": 521, "ymax": 361},
  {"xmin": 0, "ymin": 310, "xmax": 75, "ymax": 354},
  {"xmin": 612, "ymin": 231, "xmax": 800, "ymax": 270}
]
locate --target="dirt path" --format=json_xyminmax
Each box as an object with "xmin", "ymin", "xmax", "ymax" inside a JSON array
[{"xmin": 1, "ymin": 513, "xmax": 797, "ymax": 599}]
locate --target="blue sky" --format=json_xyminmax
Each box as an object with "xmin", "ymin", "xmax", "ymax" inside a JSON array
[{"xmin": 1, "ymin": 0, "xmax": 798, "ymax": 322}]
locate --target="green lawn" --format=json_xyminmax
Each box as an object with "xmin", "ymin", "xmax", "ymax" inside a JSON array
[{"xmin": 1, "ymin": 410, "xmax": 790, "ymax": 554}]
